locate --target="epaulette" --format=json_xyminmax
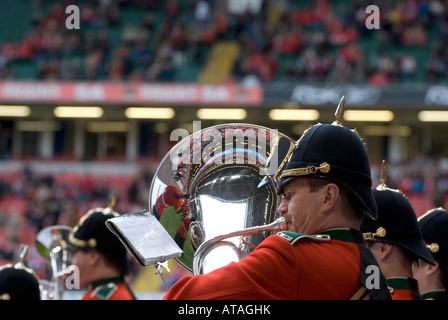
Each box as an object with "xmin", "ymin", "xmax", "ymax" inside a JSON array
[
  {"xmin": 277, "ymin": 231, "xmax": 331, "ymax": 245},
  {"xmin": 91, "ymin": 282, "xmax": 117, "ymax": 300}
]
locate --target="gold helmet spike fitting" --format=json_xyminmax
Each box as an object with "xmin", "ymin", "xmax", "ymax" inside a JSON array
[
  {"xmin": 363, "ymin": 227, "xmax": 387, "ymax": 240},
  {"xmin": 13, "ymin": 244, "xmax": 37, "ymax": 277},
  {"xmin": 332, "ymin": 95, "xmax": 345, "ymax": 126},
  {"xmin": 377, "ymin": 160, "xmax": 388, "ymax": 191},
  {"xmin": 375, "ymin": 160, "xmax": 407, "ymax": 198},
  {"xmin": 331, "ymin": 95, "xmax": 365, "ymax": 144},
  {"xmin": 103, "ymin": 191, "xmax": 119, "ymax": 215},
  {"xmin": 18, "ymin": 244, "xmax": 28, "ymax": 267},
  {"xmin": 109, "ymin": 192, "xmax": 116, "ymax": 209}
]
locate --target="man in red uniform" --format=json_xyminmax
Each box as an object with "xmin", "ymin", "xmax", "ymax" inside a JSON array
[
  {"xmin": 69, "ymin": 205, "xmax": 136, "ymax": 300},
  {"xmin": 163, "ymin": 110, "xmax": 391, "ymax": 300},
  {"xmin": 361, "ymin": 162, "xmax": 435, "ymax": 300}
]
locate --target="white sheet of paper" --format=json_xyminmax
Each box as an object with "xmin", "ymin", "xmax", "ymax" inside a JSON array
[{"xmin": 106, "ymin": 210, "xmax": 183, "ymax": 267}]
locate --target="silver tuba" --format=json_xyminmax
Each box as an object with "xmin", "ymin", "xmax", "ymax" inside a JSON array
[
  {"xmin": 35, "ymin": 225, "xmax": 73, "ymax": 300},
  {"xmin": 149, "ymin": 123, "xmax": 294, "ymax": 275}
]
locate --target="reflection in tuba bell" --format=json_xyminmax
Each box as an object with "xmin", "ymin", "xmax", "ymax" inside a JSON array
[
  {"xmin": 149, "ymin": 123, "xmax": 294, "ymax": 275},
  {"xmin": 35, "ymin": 225, "xmax": 73, "ymax": 300},
  {"xmin": 192, "ymin": 217, "xmax": 286, "ymax": 275}
]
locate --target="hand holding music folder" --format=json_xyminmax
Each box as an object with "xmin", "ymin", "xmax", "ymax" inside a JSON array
[{"xmin": 105, "ymin": 209, "xmax": 183, "ymax": 267}]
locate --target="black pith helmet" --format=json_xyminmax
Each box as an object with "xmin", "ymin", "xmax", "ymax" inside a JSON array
[
  {"xmin": 418, "ymin": 207, "xmax": 448, "ymax": 270},
  {"xmin": 360, "ymin": 161, "xmax": 435, "ymax": 265},
  {"xmin": 0, "ymin": 245, "xmax": 40, "ymax": 300},
  {"xmin": 69, "ymin": 201, "xmax": 130, "ymax": 274},
  {"xmin": 0, "ymin": 266, "xmax": 41, "ymax": 300},
  {"xmin": 277, "ymin": 96, "xmax": 377, "ymax": 219}
]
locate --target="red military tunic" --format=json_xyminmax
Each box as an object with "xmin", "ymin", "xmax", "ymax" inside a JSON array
[
  {"xmin": 386, "ymin": 278, "xmax": 421, "ymax": 300},
  {"xmin": 164, "ymin": 229, "xmax": 390, "ymax": 300},
  {"xmin": 82, "ymin": 277, "xmax": 136, "ymax": 300}
]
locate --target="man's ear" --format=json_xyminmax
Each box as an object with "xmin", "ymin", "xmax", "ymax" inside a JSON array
[
  {"xmin": 378, "ymin": 242, "xmax": 394, "ymax": 259},
  {"xmin": 426, "ymin": 260, "xmax": 441, "ymax": 276},
  {"xmin": 321, "ymin": 183, "xmax": 340, "ymax": 213},
  {"xmin": 369, "ymin": 241, "xmax": 393, "ymax": 260},
  {"xmin": 87, "ymin": 250, "xmax": 102, "ymax": 267}
]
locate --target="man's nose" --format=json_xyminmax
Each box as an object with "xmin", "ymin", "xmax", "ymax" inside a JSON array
[{"xmin": 277, "ymin": 200, "xmax": 287, "ymax": 215}]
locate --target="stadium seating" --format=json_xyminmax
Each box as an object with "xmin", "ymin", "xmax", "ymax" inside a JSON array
[{"xmin": 0, "ymin": 0, "xmax": 443, "ymax": 84}]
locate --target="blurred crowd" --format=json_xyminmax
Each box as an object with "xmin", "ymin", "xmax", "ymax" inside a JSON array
[
  {"xmin": 237, "ymin": 0, "xmax": 446, "ymax": 85},
  {"xmin": 1, "ymin": 0, "xmax": 448, "ymax": 84},
  {"xmin": 0, "ymin": 163, "xmax": 154, "ymax": 280}
]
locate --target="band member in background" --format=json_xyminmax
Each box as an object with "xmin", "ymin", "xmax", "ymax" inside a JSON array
[
  {"xmin": 163, "ymin": 99, "xmax": 391, "ymax": 300},
  {"xmin": 413, "ymin": 207, "xmax": 448, "ymax": 300},
  {"xmin": 361, "ymin": 162, "xmax": 435, "ymax": 300},
  {"xmin": 68, "ymin": 203, "xmax": 136, "ymax": 300},
  {"xmin": 0, "ymin": 263, "xmax": 41, "ymax": 300}
]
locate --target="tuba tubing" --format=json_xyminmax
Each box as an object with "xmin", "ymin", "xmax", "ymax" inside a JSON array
[
  {"xmin": 49, "ymin": 244, "xmax": 68, "ymax": 300},
  {"xmin": 193, "ymin": 217, "xmax": 286, "ymax": 275}
]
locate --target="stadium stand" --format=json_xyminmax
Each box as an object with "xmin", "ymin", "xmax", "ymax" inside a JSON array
[{"xmin": 0, "ymin": 0, "xmax": 445, "ymax": 84}]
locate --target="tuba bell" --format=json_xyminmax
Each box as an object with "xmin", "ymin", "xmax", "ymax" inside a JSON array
[
  {"xmin": 149, "ymin": 123, "xmax": 294, "ymax": 275},
  {"xmin": 35, "ymin": 225, "xmax": 73, "ymax": 300}
]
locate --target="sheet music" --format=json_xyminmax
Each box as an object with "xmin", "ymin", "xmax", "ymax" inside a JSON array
[{"xmin": 105, "ymin": 210, "xmax": 183, "ymax": 267}]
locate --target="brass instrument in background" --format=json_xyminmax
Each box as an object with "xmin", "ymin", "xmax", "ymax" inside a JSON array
[
  {"xmin": 147, "ymin": 123, "xmax": 294, "ymax": 275},
  {"xmin": 35, "ymin": 225, "xmax": 73, "ymax": 300}
]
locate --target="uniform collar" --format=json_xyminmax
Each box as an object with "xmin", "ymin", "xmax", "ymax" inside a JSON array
[
  {"xmin": 387, "ymin": 277, "xmax": 421, "ymax": 299},
  {"xmin": 422, "ymin": 289, "xmax": 448, "ymax": 300},
  {"xmin": 278, "ymin": 228, "xmax": 357, "ymax": 244},
  {"xmin": 386, "ymin": 277, "xmax": 416, "ymax": 290},
  {"xmin": 317, "ymin": 228, "xmax": 357, "ymax": 243},
  {"xmin": 88, "ymin": 276, "xmax": 125, "ymax": 290}
]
